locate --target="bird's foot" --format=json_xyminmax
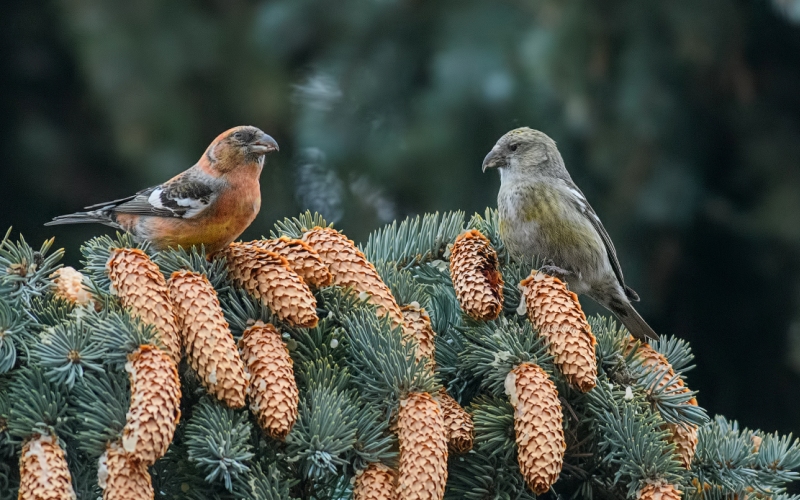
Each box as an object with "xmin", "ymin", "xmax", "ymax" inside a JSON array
[{"xmin": 539, "ymin": 264, "xmax": 572, "ymax": 283}]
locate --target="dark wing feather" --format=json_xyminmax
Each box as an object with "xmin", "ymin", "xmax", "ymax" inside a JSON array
[
  {"xmin": 83, "ymin": 193, "xmax": 138, "ymax": 210},
  {"xmin": 109, "ymin": 188, "xmax": 175, "ymax": 217},
  {"xmin": 114, "ymin": 181, "xmax": 215, "ymax": 218},
  {"xmin": 584, "ymin": 203, "xmax": 625, "ymax": 286},
  {"xmin": 570, "ymin": 186, "xmax": 639, "ymax": 301},
  {"xmin": 106, "ymin": 170, "xmax": 217, "ymax": 219},
  {"xmin": 46, "ymin": 169, "xmax": 217, "ymax": 228}
]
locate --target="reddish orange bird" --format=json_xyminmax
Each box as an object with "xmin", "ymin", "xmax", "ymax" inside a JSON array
[{"xmin": 46, "ymin": 125, "xmax": 279, "ymax": 254}]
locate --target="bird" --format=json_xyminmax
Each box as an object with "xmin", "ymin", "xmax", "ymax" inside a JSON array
[
  {"xmin": 46, "ymin": 125, "xmax": 279, "ymax": 255},
  {"xmin": 482, "ymin": 127, "xmax": 658, "ymax": 341}
]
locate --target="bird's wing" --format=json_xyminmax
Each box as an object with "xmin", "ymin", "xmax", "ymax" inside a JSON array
[
  {"xmin": 566, "ymin": 184, "xmax": 634, "ymax": 297},
  {"xmin": 104, "ymin": 170, "xmax": 218, "ymax": 219},
  {"xmin": 83, "ymin": 194, "xmax": 138, "ymax": 210}
]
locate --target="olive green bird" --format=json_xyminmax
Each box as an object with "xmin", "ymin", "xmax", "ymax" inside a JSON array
[{"xmin": 483, "ymin": 127, "xmax": 658, "ymax": 341}]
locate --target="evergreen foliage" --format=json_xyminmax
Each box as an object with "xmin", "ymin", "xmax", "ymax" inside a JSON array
[
  {"xmin": 70, "ymin": 370, "xmax": 130, "ymax": 458},
  {"xmin": 0, "ymin": 229, "xmax": 64, "ymax": 308},
  {"xmin": 362, "ymin": 211, "xmax": 465, "ymax": 267},
  {"xmin": 88, "ymin": 309, "xmax": 162, "ymax": 369},
  {"xmin": 155, "ymin": 246, "xmax": 230, "ymax": 290},
  {"xmin": 0, "ymin": 296, "xmax": 29, "ymax": 374},
  {"xmin": 1, "ymin": 213, "xmax": 799, "ymax": 500},
  {"xmin": 80, "ymin": 233, "xmax": 150, "ymax": 293},
  {"xmin": 6, "ymin": 367, "xmax": 71, "ymax": 440},
  {"xmin": 340, "ymin": 305, "xmax": 437, "ymax": 413},
  {"xmin": 271, "ymin": 211, "xmax": 332, "ymax": 240},
  {"xmin": 185, "ymin": 398, "xmax": 254, "ymax": 490},
  {"xmin": 587, "ymin": 381, "xmax": 684, "ymax": 497},
  {"xmin": 33, "ymin": 319, "xmax": 105, "ymax": 389}
]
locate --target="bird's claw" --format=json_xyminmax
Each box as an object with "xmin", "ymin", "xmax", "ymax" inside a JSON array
[{"xmin": 539, "ymin": 264, "xmax": 571, "ymax": 282}]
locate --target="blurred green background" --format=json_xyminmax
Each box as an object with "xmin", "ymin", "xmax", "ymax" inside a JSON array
[{"xmin": 2, "ymin": 0, "xmax": 800, "ymax": 436}]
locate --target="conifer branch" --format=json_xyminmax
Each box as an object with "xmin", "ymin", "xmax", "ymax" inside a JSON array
[
  {"xmin": 155, "ymin": 245, "xmax": 230, "ymax": 290},
  {"xmin": 70, "ymin": 370, "xmax": 129, "ymax": 457},
  {"xmin": 0, "ymin": 297, "xmax": 30, "ymax": 374},
  {"xmin": 3, "ymin": 212, "xmax": 799, "ymax": 499},
  {"xmin": 80, "ymin": 232, "xmax": 150, "ymax": 293},
  {"xmin": 185, "ymin": 398, "xmax": 255, "ymax": 491},
  {"xmin": 234, "ymin": 462, "xmax": 299, "ymax": 500},
  {"xmin": 271, "ymin": 211, "xmax": 332, "ymax": 239},
  {"xmin": 362, "ymin": 211, "xmax": 465, "ymax": 267},
  {"xmin": 33, "ymin": 318, "xmax": 104, "ymax": 389},
  {"xmin": 0, "ymin": 230, "xmax": 64, "ymax": 307},
  {"xmin": 6, "ymin": 367, "xmax": 71, "ymax": 440},
  {"xmin": 87, "ymin": 309, "xmax": 162, "ymax": 369},
  {"xmin": 460, "ymin": 317, "xmax": 553, "ymax": 396},
  {"xmin": 340, "ymin": 307, "xmax": 437, "ymax": 413}
]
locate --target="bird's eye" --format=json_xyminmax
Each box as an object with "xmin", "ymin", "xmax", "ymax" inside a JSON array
[
  {"xmin": 233, "ymin": 132, "xmax": 244, "ymax": 140},
  {"xmin": 509, "ymin": 144, "xmax": 518, "ymax": 152}
]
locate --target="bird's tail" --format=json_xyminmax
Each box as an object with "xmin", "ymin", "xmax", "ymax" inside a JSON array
[
  {"xmin": 45, "ymin": 209, "xmax": 118, "ymax": 228},
  {"xmin": 610, "ymin": 300, "xmax": 659, "ymax": 341}
]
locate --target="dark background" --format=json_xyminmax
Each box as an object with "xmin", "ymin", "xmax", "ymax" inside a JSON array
[{"xmin": 2, "ymin": 0, "xmax": 800, "ymax": 436}]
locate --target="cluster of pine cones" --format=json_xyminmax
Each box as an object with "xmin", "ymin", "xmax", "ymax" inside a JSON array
[{"xmin": 30, "ymin": 224, "xmax": 694, "ymax": 500}]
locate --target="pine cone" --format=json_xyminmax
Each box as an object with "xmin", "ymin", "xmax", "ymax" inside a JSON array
[
  {"xmin": 18, "ymin": 434, "xmax": 76, "ymax": 500},
  {"xmin": 436, "ymin": 389, "xmax": 474, "ymax": 454},
  {"xmin": 401, "ymin": 303, "xmax": 436, "ymax": 370},
  {"xmin": 239, "ymin": 322, "xmax": 299, "ymax": 439},
  {"xmin": 168, "ymin": 270, "xmax": 248, "ymax": 408},
  {"xmin": 509, "ymin": 363, "xmax": 565, "ymax": 495},
  {"xmin": 301, "ymin": 227, "xmax": 403, "ymax": 326},
  {"xmin": 520, "ymin": 271, "xmax": 597, "ymax": 392},
  {"xmin": 122, "ymin": 345, "xmax": 181, "ymax": 465},
  {"xmin": 667, "ymin": 421, "xmax": 698, "ymax": 469},
  {"xmin": 449, "ymin": 230, "xmax": 503, "ymax": 321},
  {"xmin": 638, "ymin": 481, "xmax": 682, "ymax": 500},
  {"xmin": 50, "ymin": 266, "xmax": 93, "ymax": 307},
  {"xmin": 99, "ymin": 444, "xmax": 153, "ymax": 500},
  {"xmin": 353, "ymin": 462, "xmax": 398, "ymax": 500},
  {"xmin": 223, "ymin": 242, "xmax": 318, "ymax": 328},
  {"xmin": 397, "ymin": 392, "xmax": 448, "ymax": 500},
  {"xmin": 629, "ymin": 338, "xmax": 698, "ymax": 468},
  {"xmin": 751, "ymin": 435, "xmax": 763, "ymax": 453},
  {"xmin": 247, "ymin": 237, "xmax": 333, "ymax": 288},
  {"xmin": 106, "ymin": 248, "xmax": 181, "ymax": 364}
]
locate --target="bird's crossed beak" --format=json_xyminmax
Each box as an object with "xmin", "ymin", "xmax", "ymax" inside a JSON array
[
  {"xmin": 482, "ymin": 147, "xmax": 505, "ymax": 172},
  {"xmin": 250, "ymin": 133, "xmax": 280, "ymax": 155}
]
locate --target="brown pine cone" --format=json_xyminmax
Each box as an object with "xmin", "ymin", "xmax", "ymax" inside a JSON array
[
  {"xmin": 353, "ymin": 462, "xmax": 398, "ymax": 500},
  {"xmin": 509, "ymin": 363, "xmax": 565, "ymax": 495},
  {"xmin": 239, "ymin": 322, "xmax": 299, "ymax": 439},
  {"xmin": 637, "ymin": 481, "xmax": 682, "ymax": 500},
  {"xmin": 301, "ymin": 227, "xmax": 403, "ymax": 326},
  {"xmin": 50, "ymin": 266, "xmax": 93, "ymax": 307},
  {"xmin": 18, "ymin": 434, "xmax": 76, "ymax": 500},
  {"xmin": 122, "ymin": 345, "xmax": 181, "ymax": 465},
  {"xmin": 436, "ymin": 388, "xmax": 474, "ymax": 454},
  {"xmin": 247, "ymin": 237, "xmax": 333, "ymax": 288},
  {"xmin": 168, "ymin": 270, "xmax": 248, "ymax": 408},
  {"xmin": 667, "ymin": 421, "xmax": 698, "ymax": 469},
  {"xmin": 449, "ymin": 230, "xmax": 504, "ymax": 321},
  {"xmin": 99, "ymin": 443, "xmax": 154, "ymax": 500},
  {"xmin": 224, "ymin": 242, "xmax": 318, "ymax": 328},
  {"xmin": 520, "ymin": 271, "xmax": 597, "ymax": 392},
  {"xmin": 628, "ymin": 338, "xmax": 698, "ymax": 468},
  {"xmin": 400, "ymin": 303, "xmax": 436, "ymax": 370},
  {"xmin": 397, "ymin": 392, "xmax": 448, "ymax": 500},
  {"xmin": 106, "ymin": 248, "xmax": 181, "ymax": 364}
]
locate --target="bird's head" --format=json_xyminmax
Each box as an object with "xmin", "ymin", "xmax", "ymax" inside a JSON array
[
  {"xmin": 204, "ymin": 125, "xmax": 279, "ymax": 173},
  {"xmin": 482, "ymin": 128, "xmax": 566, "ymax": 180}
]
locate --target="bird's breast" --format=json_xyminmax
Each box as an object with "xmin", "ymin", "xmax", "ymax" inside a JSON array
[
  {"xmin": 499, "ymin": 181, "xmax": 602, "ymax": 266},
  {"xmin": 229, "ymin": 178, "xmax": 261, "ymax": 221}
]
